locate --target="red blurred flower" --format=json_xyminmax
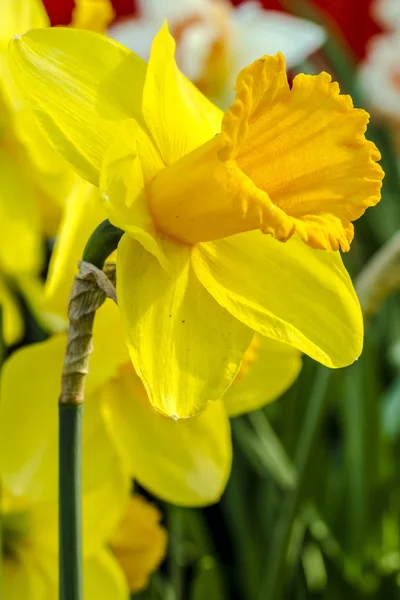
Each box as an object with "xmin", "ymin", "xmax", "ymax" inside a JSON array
[
  {"xmin": 42, "ymin": 0, "xmax": 137, "ymax": 25},
  {"xmin": 43, "ymin": 0, "xmax": 382, "ymax": 60},
  {"xmin": 42, "ymin": 0, "xmax": 74, "ymax": 24}
]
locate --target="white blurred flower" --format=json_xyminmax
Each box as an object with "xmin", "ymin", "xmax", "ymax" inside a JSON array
[
  {"xmin": 108, "ymin": 0, "xmax": 326, "ymax": 106},
  {"xmin": 372, "ymin": 0, "xmax": 400, "ymax": 31},
  {"xmin": 358, "ymin": 32, "xmax": 400, "ymax": 119}
]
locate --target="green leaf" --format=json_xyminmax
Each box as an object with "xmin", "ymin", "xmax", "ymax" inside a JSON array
[{"xmin": 190, "ymin": 557, "xmax": 226, "ymax": 600}]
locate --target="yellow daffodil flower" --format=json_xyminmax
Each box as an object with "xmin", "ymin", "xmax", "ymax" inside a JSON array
[
  {"xmin": 0, "ymin": 299, "xmax": 301, "ymax": 506},
  {"xmin": 9, "ymin": 24, "xmax": 383, "ymax": 418},
  {"xmin": 108, "ymin": 0, "xmax": 326, "ymax": 106},
  {"xmin": 1, "ymin": 466, "xmax": 130, "ymax": 598},
  {"xmin": 1, "ymin": 486, "xmax": 166, "ymax": 599}
]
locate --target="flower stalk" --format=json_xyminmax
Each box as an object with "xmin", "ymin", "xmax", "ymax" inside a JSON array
[{"xmin": 58, "ymin": 220, "xmax": 123, "ymax": 600}]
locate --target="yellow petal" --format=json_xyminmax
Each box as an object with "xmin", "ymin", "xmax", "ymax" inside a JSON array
[
  {"xmin": 4, "ymin": 505, "xmax": 129, "ymax": 599},
  {"xmin": 44, "ymin": 179, "xmax": 106, "ymax": 318},
  {"xmin": 81, "ymin": 466, "xmax": 130, "ymax": 557},
  {"xmin": 22, "ymin": 468, "xmax": 128, "ymax": 560},
  {"xmin": 101, "ymin": 364, "xmax": 232, "ymax": 506},
  {"xmin": 9, "ymin": 28, "xmax": 146, "ymax": 184},
  {"xmin": 3, "ymin": 555, "xmax": 54, "ymax": 600},
  {"xmin": 148, "ymin": 53, "xmax": 382, "ymax": 249},
  {"xmin": 72, "ymin": 0, "xmax": 115, "ymax": 33},
  {"xmin": 0, "ymin": 0, "xmax": 48, "ymax": 45},
  {"xmin": 110, "ymin": 496, "xmax": 167, "ymax": 593},
  {"xmin": 100, "ymin": 119, "xmax": 168, "ymax": 269},
  {"xmin": 223, "ymin": 335, "xmax": 302, "ymax": 417},
  {"xmin": 87, "ymin": 299, "xmax": 131, "ymax": 396},
  {"xmin": 0, "ymin": 274, "xmax": 24, "ymax": 345},
  {"xmin": 143, "ymin": 22, "xmax": 222, "ymax": 165},
  {"xmin": 0, "ymin": 148, "xmax": 43, "ymax": 276},
  {"xmin": 117, "ymin": 234, "xmax": 253, "ymax": 417},
  {"xmin": 0, "ymin": 335, "xmax": 64, "ymax": 500},
  {"xmin": 84, "ymin": 550, "xmax": 129, "ymax": 600},
  {"xmin": 192, "ymin": 230, "xmax": 363, "ymax": 368},
  {"xmin": 220, "ymin": 53, "xmax": 383, "ymax": 251},
  {"xmin": 0, "ymin": 0, "xmax": 73, "ymax": 231},
  {"xmin": 0, "ymin": 303, "xmax": 128, "ymax": 502}
]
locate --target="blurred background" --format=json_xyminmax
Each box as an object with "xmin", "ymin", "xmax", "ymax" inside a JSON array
[{"xmin": 7, "ymin": 0, "xmax": 400, "ymax": 598}]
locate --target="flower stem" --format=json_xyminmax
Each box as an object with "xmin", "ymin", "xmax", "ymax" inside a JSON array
[
  {"xmin": 58, "ymin": 264, "xmax": 107, "ymax": 600},
  {"xmin": 58, "ymin": 219, "xmax": 122, "ymax": 600},
  {"xmin": 82, "ymin": 219, "xmax": 124, "ymax": 269},
  {"xmin": 59, "ymin": 403, "xmax": 83, "ymax": 600}
]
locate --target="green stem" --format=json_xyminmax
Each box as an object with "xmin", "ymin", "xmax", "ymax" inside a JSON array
[
  {"xmin": 58, "ymin": 222, "xmax": 121, "ymax": 600},
  {"xmin": 82, "ymin": 219, "xmax": 124, "ymax": 269},
  {"xmin": 257, "ymin": 368, "xmax": 331, "ymax": 600},
  {"xmin": 59, "ymin": 404, "xmax": 83, "ymax": 600}
]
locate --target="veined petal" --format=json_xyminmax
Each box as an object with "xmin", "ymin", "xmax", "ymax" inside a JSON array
[
  {"xmin": 223, "ymin": 335, "xmax": 302, "ymax": 417},
  {"xmin": 192, "ymin": 230, "xmax": 363, "ymax": 368},
  {"xmin": 9, "ymin": 28, "xmax": 146, "ymax": 184},
  {"xmin": 84, "ymin": 550, "xmax": 129, "ymax": 600},
  {"xmin": 101, "ymin": 365, "xmax": 232, "ymax": 506},
  {"xmin": 0, "ymin": 0, "xmax": 48, "ymax": 46},
  {"xmin": 117, "ymin": 234, "xmax": 252, "ymax": 417},
  {"xmin": 44, "ymin": 179, "xmax": 106, "ymax": 318},
  {"xmin": 101, "ymin": 119, "xmax": 168, "ymax": 269},
  {"xmin": 150, "ymin": 53, "xmax": 382, "ymax": 248},
  {"xmin": 220, "ymin": 53, "xmax": 383, "ymax": 251},
  {"xmin": 142, "ymin": 21, "xmax": 222, "ymax": 165}
]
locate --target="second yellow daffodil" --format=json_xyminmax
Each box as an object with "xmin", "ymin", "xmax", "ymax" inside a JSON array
[
  {"xmin": 1, "ymin": 485, "xmax": 166, "ymax": 599},
  {"xmin": 9, "ymin": 23, "xmax": 383, "ymax": 417},
  {"xmin": 0, "ymin": 299, "xmax": 301, "ymax": 507}
]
